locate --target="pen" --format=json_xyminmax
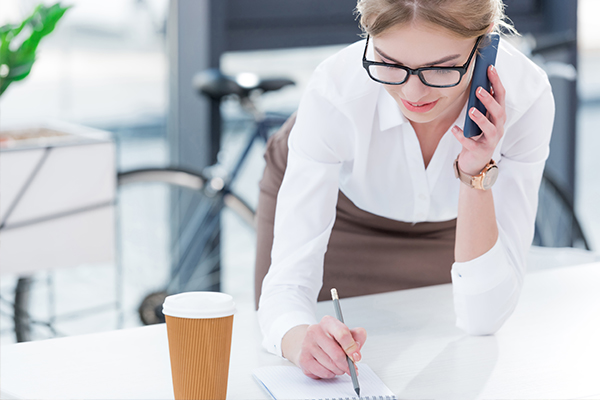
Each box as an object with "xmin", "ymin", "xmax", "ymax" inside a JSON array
[{"xmin": 330, "ymin": 288, "xmax": 360, "ymax": 397}]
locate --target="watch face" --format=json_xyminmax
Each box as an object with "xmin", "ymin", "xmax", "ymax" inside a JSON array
[{"xmin": 482, "ymin": 166, "xmax": 499, "ymax": 190}]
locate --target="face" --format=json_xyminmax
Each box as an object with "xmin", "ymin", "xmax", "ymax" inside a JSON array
[{"xmin": 371, "ymin": 22, "xmax": 478, "ymax": 126}]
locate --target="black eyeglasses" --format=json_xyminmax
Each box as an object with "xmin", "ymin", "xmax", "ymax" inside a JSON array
[{"xmin": 362, "ymin": 35, "xmax": 483, "ymax": 88}]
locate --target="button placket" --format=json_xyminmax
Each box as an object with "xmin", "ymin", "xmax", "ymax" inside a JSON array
[{"xmin": 402, "ymin": 123, "xmax": 431, "ymax": 222}]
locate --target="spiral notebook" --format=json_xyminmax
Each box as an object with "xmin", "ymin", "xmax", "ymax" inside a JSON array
[{"xmin": 253, "ymin": 363, "xmax": 396, "ymax": 400}]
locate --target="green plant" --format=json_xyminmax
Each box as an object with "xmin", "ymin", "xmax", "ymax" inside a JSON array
[{"xmin": 0, "ymin": 3, "xmax": 71, "ymax": 97}]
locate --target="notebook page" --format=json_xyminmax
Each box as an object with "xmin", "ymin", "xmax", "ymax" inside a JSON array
[{"xmin": 253, "ymin": 363, "xmax": 396, "ymax": 400}]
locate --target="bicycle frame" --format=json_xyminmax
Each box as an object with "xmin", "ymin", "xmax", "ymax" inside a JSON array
[{"xmin": 225, "ymin": 112, "xmax": 289, "ymax": 190}]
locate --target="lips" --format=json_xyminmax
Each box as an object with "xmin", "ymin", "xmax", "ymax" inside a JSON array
[{"xmin": 401, "ymin": 98, "xmax": 438, "ymax": 113}]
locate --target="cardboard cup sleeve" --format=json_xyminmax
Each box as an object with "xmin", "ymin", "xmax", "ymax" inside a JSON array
[{"xmin": 163, "ymin": 292, "xmax": 236, "ymax": 400}]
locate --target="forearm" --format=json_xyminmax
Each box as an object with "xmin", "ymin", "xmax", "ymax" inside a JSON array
[
  {"xmin": 455, "ymin": 184, "xmax": 498, "ymax": 262},
  {"xmin": 452, "ymin": 185, "xmax": 519, "ymax": 335}
]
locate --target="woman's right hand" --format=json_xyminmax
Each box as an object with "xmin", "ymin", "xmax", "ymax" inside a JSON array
[{"xmin": 281, "ymin": 315, "xmax": 367, "ymax": 379}]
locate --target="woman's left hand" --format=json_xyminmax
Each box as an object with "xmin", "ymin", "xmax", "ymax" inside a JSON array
[{"xmin": 451, "ymin": 65, "xmax": 506, "ymax": 176}]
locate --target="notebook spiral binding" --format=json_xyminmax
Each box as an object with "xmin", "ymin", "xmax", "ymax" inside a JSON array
[{"xmin": 317, "ymin": 396, "xmax": 397, "ymax": 400}]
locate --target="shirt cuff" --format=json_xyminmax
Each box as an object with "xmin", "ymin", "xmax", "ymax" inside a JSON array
[
  {"xmin": 451, "ymin": 237, "xmax": 512, "ymax": 296},
  {"xmin": 262, "ymin": 311, "xmax": 318, "ymax": 358}
]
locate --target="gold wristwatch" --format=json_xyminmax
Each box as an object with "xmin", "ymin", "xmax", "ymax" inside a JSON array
[{"xmin": 453, "ymin": 156, "xmax": 499, "ymax": 190}]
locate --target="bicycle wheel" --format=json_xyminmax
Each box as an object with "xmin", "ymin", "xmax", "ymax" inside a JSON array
[
  {"xmin": 117, "ymin": 168, "xmax": 255, "ymax": 325},
  {"xmin": 534, "ymin": 172, "xmax": 590, "ymax": 250}
]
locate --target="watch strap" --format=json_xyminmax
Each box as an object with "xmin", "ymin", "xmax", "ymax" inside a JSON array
[{"xmin": 454, "ymin": 156, "xmax": 497, "ymax": 190}]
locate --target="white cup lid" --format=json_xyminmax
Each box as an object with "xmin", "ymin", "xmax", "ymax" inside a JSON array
[{"xmin": 162, "ymin": 292, "xmax": 236, "ymax": 319}]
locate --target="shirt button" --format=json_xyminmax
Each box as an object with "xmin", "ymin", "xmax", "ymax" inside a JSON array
[{"xmin": 419, "ymin": 193, "xmax": 427, "ymax": 201}]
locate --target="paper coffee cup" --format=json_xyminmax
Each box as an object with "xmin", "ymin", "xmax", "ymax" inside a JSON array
[{"xmin": 163, "ymin": 292, "xmax": 236, "ymax": 400}]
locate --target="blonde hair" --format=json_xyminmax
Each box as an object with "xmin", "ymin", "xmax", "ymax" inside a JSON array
[{"xmin": 355, "ymin": 0, "xmax": 518, "ymax": 40}]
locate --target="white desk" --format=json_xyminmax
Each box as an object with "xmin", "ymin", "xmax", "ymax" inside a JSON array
[{"xmin": 2, "ymin": 263, "xmax": 599, "ymax": 399}]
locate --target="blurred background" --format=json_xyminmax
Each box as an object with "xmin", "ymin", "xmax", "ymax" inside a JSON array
[{"xmin": 0, "ymin": 0, "xmax": 598, "ymax": 344}]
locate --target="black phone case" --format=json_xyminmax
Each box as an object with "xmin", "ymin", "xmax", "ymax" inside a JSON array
[{"xmin": 463, "ymin": 33, "xmax": 500, "ymax": 138}]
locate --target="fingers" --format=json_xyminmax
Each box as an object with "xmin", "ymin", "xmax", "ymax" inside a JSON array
[
  {"xmin": 308, "ymin": 340, "xmax": 347, "ymax": 376},
  {"xmin": 450, "ymin": 65, "xmax": 506, "ymax": 175},
  {"xmin": 299, "ymin": 351, "xmax": 338, "ymax": 379},
  {"xmin": 297, "ymin": 317, "xmax": 367, "ymax": 380},
  {"xmin": 474, "ymin": 65, "xmax": 506, "ymax": 126},
  {"xmin": 468, "ymin": 106, "xmax": 498, "ymax": 141},
  {"xmin": 320, "ymin": 315, "xmax": 361, "ymax": 361},
  {"xmin": 350, "ymin": 327, "xmax": 367, "ymax": 356},
  {"xmin": 313, "ymin": 330, "xmax": 351, "ymax": 375},
  {"xmin": 451, "ymin": 125, "xmax": 478, "ymax": 151},
  {"xmin": 464, "ymin": 66, "xmax": 505, "ymax": 141},
  {"xmin": 488, "ymin": 65, "xmax": 506, "ymax": 109},
  {"xmin": 475, "ymin": 87, "xmax": 506, "ymax": 128}
]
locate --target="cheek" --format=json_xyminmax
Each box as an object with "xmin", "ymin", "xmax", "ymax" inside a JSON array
[
  {"xmin": 383, "ymin": 85, "xmax": 401, "ymax": 99},
  {"xmin": 460, "ymin": 64, "xmax": 476, "ymax": 93},
  {"xmin": 444, "ymin": 78, "xmax": 471, "ymax": 102}
]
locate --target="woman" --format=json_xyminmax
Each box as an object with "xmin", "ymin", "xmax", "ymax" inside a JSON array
[{"xmin": 256, "ymin": 0, "xmax": 554, "ymax": 380}]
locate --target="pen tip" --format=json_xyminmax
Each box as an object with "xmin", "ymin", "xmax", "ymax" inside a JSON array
[{"xmin": 355, "ymin": 387, "xmax": 360, "ymax": 397}]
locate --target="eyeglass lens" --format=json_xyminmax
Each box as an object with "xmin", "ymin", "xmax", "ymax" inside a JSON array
[{"xmin": 367, "ymin": 65, "xmax": 461, "ymax": 86}]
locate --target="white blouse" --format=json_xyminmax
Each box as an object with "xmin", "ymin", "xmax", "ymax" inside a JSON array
[{"xmin": 257, "ymin": 37, "xmax": 555, "ymax": 357}]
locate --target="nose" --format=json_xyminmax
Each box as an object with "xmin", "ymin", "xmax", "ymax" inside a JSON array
[{"xmin": 401, "ymin": 73, "xmax": 430, "ymax": 102}]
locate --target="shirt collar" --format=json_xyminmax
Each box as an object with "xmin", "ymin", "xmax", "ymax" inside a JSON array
[{"xmin": 377, "ymin": 86, "xmax": 408, "ymax": 131}]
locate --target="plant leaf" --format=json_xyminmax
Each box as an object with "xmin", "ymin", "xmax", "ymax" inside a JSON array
[
  {"xmin": 0, "ymin": 2, "xmax": 71, "ymax": 96},
  {"xmin": 20, "ymin": 4, "xmax": 71, "ymax": 58}
]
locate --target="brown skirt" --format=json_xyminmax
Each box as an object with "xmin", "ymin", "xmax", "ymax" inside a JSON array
[{"xmin": 254, "ymin": 114, "xmax": 456, "ymax": 308}]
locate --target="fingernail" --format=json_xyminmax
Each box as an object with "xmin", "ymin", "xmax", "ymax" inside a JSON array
[
  {"xmin": 490, "ymin": 65, "xmax": 496, "ymax": 73},
  {"xmin": 451, "ymin": 125, "xmax": 459, "ymax": 133},
  {"xmin": 353, "ymin": 352, "xmax": 361, "ymax": 362},
  {"xmin": 477, "ymin": 87, "xmax": 487, "ymax": 96},
  {"xmin": 470, "ymin": 107, "xmax": 478, "ymax": 116}
]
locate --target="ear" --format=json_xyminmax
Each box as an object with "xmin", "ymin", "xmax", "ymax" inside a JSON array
[{"xmin": 486, "ymin": 23, "xmax": 495, "ymax": 34}]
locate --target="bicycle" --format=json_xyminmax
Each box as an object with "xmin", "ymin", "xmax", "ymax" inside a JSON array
[
  {"xmin": 7, "ymin": 69, "xmax": 294, "ymax": 340},
  {"xmin": 518, "ymin": 31, "xmax": 591, "ymax": 250},
  {"xmin": 116, "ymin": 69, "xmax": 294, "ymax": 325}
]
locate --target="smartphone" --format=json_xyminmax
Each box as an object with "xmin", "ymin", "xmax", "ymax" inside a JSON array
[{"xmin": 463, "ymin": 33, "xmax": 500, "ymax": 138}]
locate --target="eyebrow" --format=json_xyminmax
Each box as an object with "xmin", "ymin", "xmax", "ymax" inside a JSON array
[{"xmin": 374, "ymin": 46, "xmax": 462, "ymax": 66}]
